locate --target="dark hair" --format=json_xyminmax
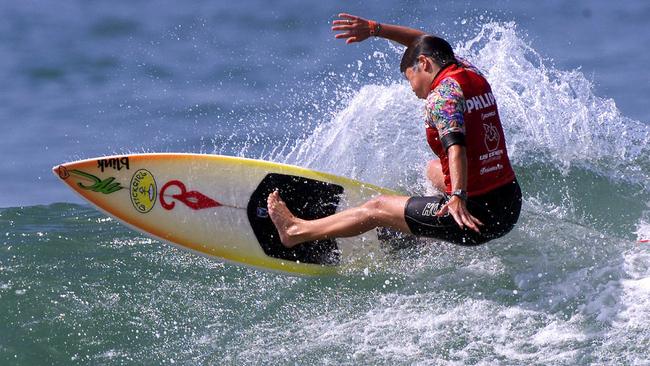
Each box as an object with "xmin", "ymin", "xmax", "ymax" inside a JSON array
[{"xmin": 400, "ymin": 35, "xmax": 456, "ymax": 73}]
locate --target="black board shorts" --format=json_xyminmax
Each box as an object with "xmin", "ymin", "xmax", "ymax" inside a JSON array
[{"xmin": 404, "ymin": 180, "xmax": 522, "ymax": 246}]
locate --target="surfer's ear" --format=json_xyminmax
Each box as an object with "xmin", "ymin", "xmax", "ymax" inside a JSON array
[{"xmin": 416, "ymin": 55, "xmax": 432, "ymax": 72}]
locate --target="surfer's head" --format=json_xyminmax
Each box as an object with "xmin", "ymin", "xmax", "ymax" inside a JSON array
[{"xmin": 401, "ymin": 35, "xmax": 456, "ymax": 99}]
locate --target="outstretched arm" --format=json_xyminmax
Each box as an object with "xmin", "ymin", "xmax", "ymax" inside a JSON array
[{"xmin": 332, "ymin": 13, "xmax": 428, "ymax": 47}]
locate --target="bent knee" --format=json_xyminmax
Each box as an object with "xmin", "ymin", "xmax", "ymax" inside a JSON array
[
  {"xmin": 362, "ymin": 195, "xmax": 393, "ymax": 222},
  {"xmin": 364, "ymin": 195, "xmax": 388, "ymax": 210},
  {"xmin": 427, "ymin": 160, "xmax": 445, "ymax": 190},
  {"xmin": 427, "ymin": 159, "xmax": 441, "ymax": 174},
  {"xmin": 427, "ymin": 159, "xmax": 440, "ymax": 170}
]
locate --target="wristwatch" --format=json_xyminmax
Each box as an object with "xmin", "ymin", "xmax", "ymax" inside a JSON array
[
  {"xmin": 451, "ymin": 189, "xmax": 467, "ymax": 201},
  {"xmin": 368, "ymin": 20, "xmax": 381, "ymax": 36}
]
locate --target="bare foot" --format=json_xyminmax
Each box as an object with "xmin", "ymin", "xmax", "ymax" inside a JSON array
[{"xmin": 267, "ymin": 190, "xmax": 303, "ymax": 248}]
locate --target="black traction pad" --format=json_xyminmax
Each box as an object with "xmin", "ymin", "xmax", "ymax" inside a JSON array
[{"xmin": 247, "ymin": 173, "xmax": 344, "ymax": 265}]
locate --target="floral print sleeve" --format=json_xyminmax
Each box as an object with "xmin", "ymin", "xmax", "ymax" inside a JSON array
[{"xmin": 425, "ymin": 77, "xmax": 466, "ymax": 149}]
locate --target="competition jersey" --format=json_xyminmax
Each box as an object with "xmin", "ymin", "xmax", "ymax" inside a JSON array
[{"xmin": 424, "ymin": 58, "xmax": 515, "ymax": 197}]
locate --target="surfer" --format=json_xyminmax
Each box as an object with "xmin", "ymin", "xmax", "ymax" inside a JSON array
[{"xmin": 268, "ymin": 13, "xmax": 521, "ymax": 247}]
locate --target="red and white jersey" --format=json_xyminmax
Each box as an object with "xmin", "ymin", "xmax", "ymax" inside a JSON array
[{"xmin": 424, "ymin": 59, "xmax": 516, "ymax": 196}]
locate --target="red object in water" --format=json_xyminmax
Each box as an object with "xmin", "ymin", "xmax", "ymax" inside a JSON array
[
  {"xmin": 639, "ymin": 239, "xmax": 649, "ymax": 243},
  {"xmin": 159, "ymin": 180, "xmax": 222, "ymax": 210}
]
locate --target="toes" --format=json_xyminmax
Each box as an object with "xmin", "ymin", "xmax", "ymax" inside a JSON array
[
  {"xmin": 267, "ymin": 190, "xmax": 292, "ymax": 218},
  {"xmin": 268, "ymin": 190, "xmax": 278, "ymax": 201},
  {"xmin": 267, "ymin": 190, "xmax": 278, "ymax": 203}
]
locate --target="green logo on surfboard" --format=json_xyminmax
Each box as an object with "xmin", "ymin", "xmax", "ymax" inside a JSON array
[{"xmin": 71, "ymin": 169, "xmax": 123, "ymax": 194}]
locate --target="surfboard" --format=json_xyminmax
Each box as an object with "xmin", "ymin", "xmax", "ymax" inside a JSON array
[{"xmin": 52, "ymin": 153, "xmax": 402, "ymax": 275}]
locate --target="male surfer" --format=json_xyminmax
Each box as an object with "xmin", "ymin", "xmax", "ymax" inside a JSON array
[{"xmin": 267, "ymin": 13, "xmax": 521, "ymax": 247}]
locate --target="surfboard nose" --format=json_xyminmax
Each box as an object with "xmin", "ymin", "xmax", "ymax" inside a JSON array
[{"xmin": 53, "ymin": 164, "xmax": 70, "ymax": 180}]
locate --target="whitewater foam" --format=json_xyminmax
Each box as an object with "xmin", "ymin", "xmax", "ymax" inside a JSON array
[
  {"xmin": 636, "ymin": 211, "xmax": 650, "ymax": 243},
  {"xmin": 455, "ymin": 22, "xmax": 650, "ymax": 188},
  {"xmin": 268, "ymin": 22, "xmax": 650, "ymax": 200}
]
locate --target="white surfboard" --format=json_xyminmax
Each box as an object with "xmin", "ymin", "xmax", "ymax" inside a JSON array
[{"xmin": 53, "ymin": 153, "xmax": 401, "ymax": 275}]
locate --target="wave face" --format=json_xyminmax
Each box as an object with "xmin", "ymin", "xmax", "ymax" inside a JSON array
[{"xmin": 2, "ymin": 21, "xmax": 650, "ymax": 365}]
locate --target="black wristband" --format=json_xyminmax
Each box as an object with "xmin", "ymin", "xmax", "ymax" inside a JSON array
[{"xmin": 441, "ymin": 131, "xmax": 466, "ymax": 150}]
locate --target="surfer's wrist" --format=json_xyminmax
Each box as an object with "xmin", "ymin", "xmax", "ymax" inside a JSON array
[
  {"xmin": 368, "ymin": 20, "xmax": 381, "ymax": 37},
  {"xmin": 369, "ymin": 23, "xmax": 427, "ymax": 46},
  {"xmin": 451, "ymin": 189, "xmax": 467, "ymax": 201}
]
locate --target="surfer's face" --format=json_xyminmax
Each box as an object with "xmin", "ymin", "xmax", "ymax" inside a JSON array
[{"xmin": 404, "ymin": 56, "xmax": 438, "ymax": 99}]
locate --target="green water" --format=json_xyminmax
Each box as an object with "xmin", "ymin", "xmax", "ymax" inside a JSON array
[{"xmin": 1, "ymin": 198, "xmax": 648, "ymax": 364}]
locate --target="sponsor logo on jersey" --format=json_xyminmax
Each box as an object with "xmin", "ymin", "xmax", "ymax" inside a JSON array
[
  {"xmin": 479, "ymin": 149, "xmax": 504, "ymax": 161},
  {"xmin": 481, "ymin": 111, "xmax": 497, "ymax": 120},
  {"xmin": 483, "ymin": 123, "xmax": 501, "ymax": 152},
  {"xmin": 465, "ymin": 92, "xmax": 496, "ymax": 114},
  {"xmin": 480, "ymin": 164, "xmax": 504, "ymax": 175}
]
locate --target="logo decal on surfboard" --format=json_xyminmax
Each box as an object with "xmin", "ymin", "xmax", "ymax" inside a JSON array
[
  {"xmin": 159, "ymin": 180, "xmax": 243, "ymax": 211},
  {"xmin": 130, "ymin": 169, "xmax": 157, "ymax": 213},
  {"xmin": 56, "ymin": 165, "xmax": 70, "ymax": 180},
  {"xmin": 97, "ymin": 157, "xmax": 130, "ymax": 172},
  {"xmin": 71, "ymin": 169, "xmax": 123, "ymax": 194},
  {"xmin": 160, "ymin": 180, "xmax": 223, "ymax": 210}
]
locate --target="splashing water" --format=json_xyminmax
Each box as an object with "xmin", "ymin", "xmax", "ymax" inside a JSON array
[
  {"xmin": 275, "ymin": 22, "xmax": 650, "ymax": 191},
  {"xmin": 458, "ymin": 23, "xmax": 650, "ymax": 183}
]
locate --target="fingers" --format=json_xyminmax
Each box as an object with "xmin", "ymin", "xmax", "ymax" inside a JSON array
[
  {"xmin": 448, "ymin": 207, "xmax": 465, "ymax": 230},
  {"xmin": 331, "ymin": 22, "xmax": 353, "ymax": 28},
  {"xmin": 436, "ymin": 202, "xmax": 466, "ymax": 231},
  {"xmin": 332, "ymin": 14, "xmax": 370, "ymax": 44},
  {"xmin": 471, "ymin": 214, "xmax": 484, "ymax": 227},
  {"xmin": 459, "ymin": 209, "xmax": 482, "ymax": 233},
  {"xmin": 331, "ymin": 25, "xmax": 353, "ymax": 32},
  {"xmin": 333, "ymin": 32, "xmax": 359, "ymax": 43},
  {"xmin": 436, "ymin": 201, "xmax": 482, "ymax": 233},
  {"xmin": 337, "ymin": 13, "xmax": 359, "ymax": 21},
  {"xmin": 435, "ymin": 202, "xmax": 449, "ymax": 217},
  {"xmin": 460, "ymin": 211, "xmax": 480, "ymax": 233}
]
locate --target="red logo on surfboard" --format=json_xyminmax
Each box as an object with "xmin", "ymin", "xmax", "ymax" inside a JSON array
[
  {"xmin": 159, "ymin": 180, "xmax": 222, "ymax": 210},
  {"xmin": 159, "ymin": 180, "xmax": 245, "ymax": 211}
]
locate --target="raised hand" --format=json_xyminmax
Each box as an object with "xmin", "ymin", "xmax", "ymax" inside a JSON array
[{"xmin": 331, "ymin": 13, "xmax": 374, "ymax": 44}]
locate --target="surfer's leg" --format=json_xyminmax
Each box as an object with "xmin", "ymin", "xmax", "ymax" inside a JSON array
[
  {"xmin": 267, "ymin": 191, "xmax": 410, "ymax": 248},
  {"xmin": 427, "ymin": 159, "xmax": 446, "ymax": 192}
]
